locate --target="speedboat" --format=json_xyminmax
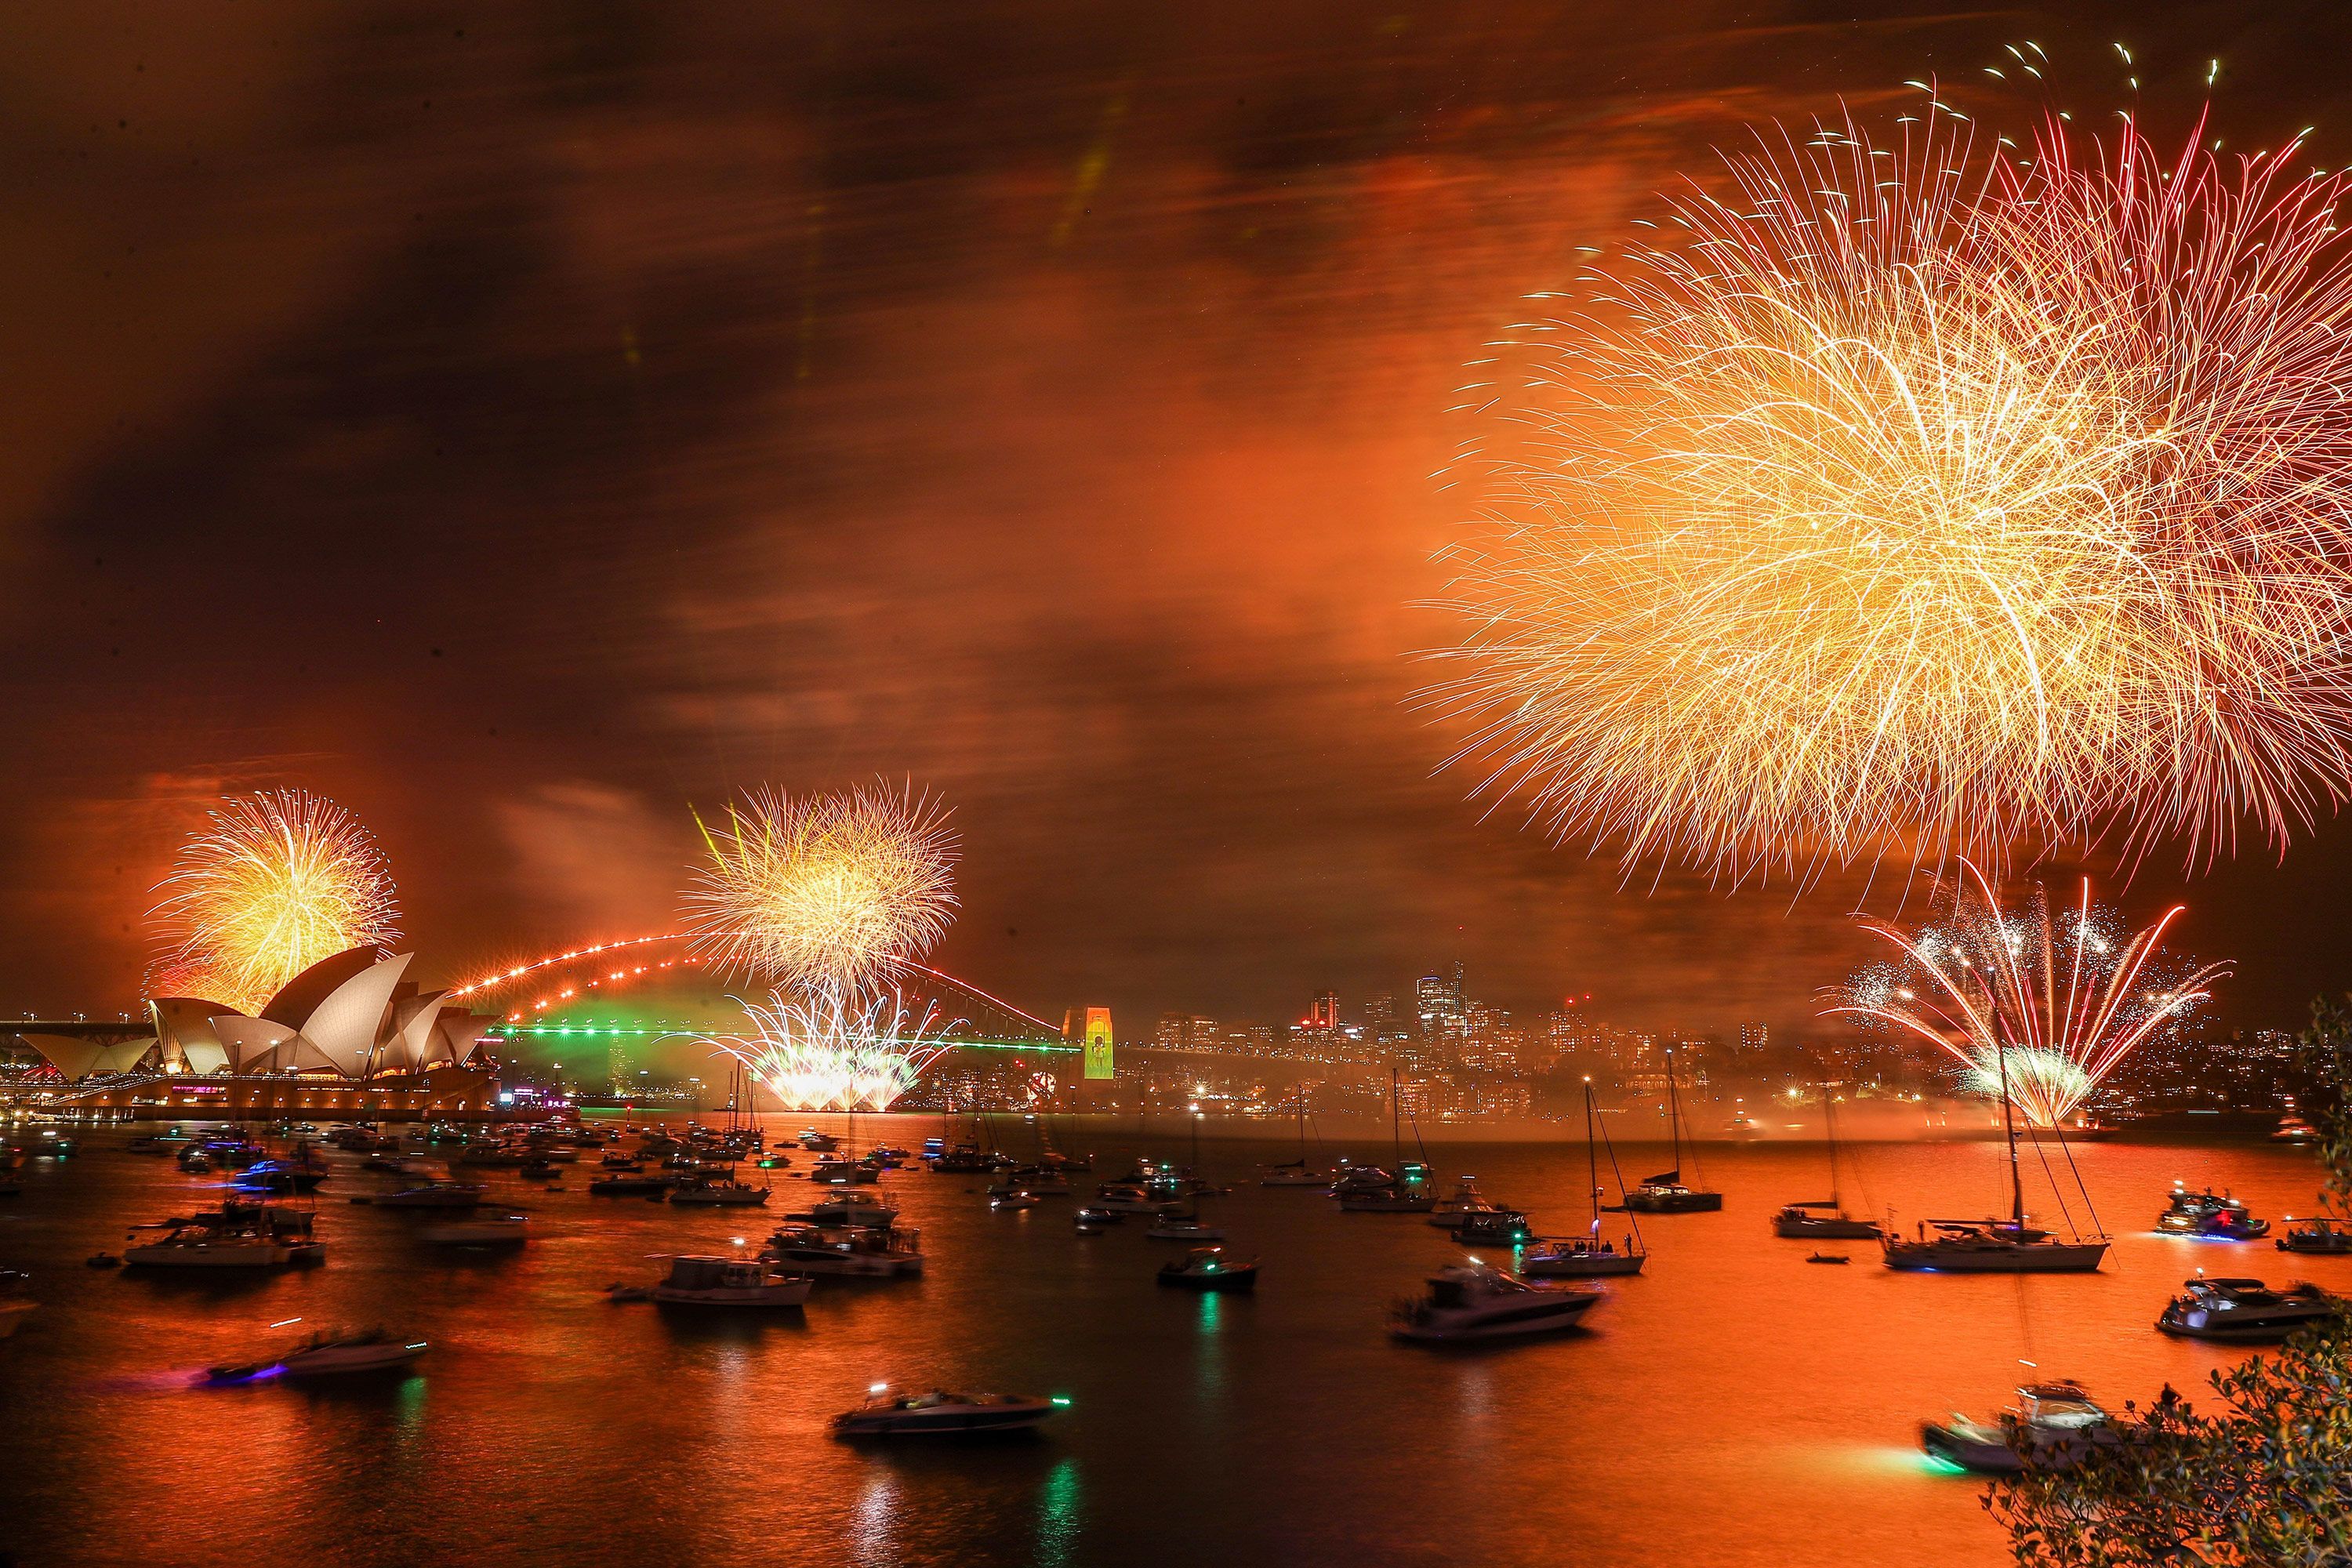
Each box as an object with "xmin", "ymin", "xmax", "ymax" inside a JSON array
[
  {"xmin": 1921, "ymin": 1381, "xmax": 2119, "ymax": 1474},
  {"xmin": 1389, "ymin": 1264, "xmax": 1601, "ymax": 1344},
  {"xmin": 1145, "ymin": 1218, "xmax": 1225, "ymax": 1241},
  {"xmin": 2156, "ymin": 1276, "xmax": 2336, "ymax": 1343},
  {"xmin": 1520, "ymin": 1236, "xmax": 1645, "ymax": 1278},
  {"xmin": 764, "ymin": 1224, "xmax": 924, "ymax": 1276},
  {"xmin": 2156, "ymin": 1184, "xmax": 2270, "ymax": 1240},
  {"xmin": 369, "ymin": 1181, "xmax": 486, "ymax": 1209},
  {"xmin": 1883, "ymin": 1220, "xmax": 2108, "ymax": 1273},
  {"xmin": 642, "ymin": 1256, "xmax": 813, "ymax": 1308},
  {"xmin": 992, "ymin": 1190, "xmax": 1040, "ymax": 1211},
  {"xmin": 1157, "ymin": 1247, "xmax": 1257, "ymax": 1292},
  {"xmin": 1771, "ymin": 1202, "xmax": 1884, "ymax": 1240},
  {"xmin": 281, "ymin": 1329, "xmax": 429, "ymax": 1377},
  {"xmin": 1071, "ymin": 1206, "xmax": 1123, "ymax": 1227},
  {"xmin": 832, "ymin": 1386, "xmax": 1062, "ymax": 1439},
  {"xmin": 2278, "ymin": 1216, "xmax": 2352, "ymax": 1254},
  {"xmin": 416, "ymin": 1213, "xmax": 531, "ymax": 1246},
  {"xmin": 670, "ymin": 1178, "xmax": 770, "ymax": 1207}
]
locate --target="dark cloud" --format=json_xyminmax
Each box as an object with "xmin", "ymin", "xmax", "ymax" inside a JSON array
[{"xmin": 4, "ymin": 2, "xmax": 2350, "ymax": 1043}]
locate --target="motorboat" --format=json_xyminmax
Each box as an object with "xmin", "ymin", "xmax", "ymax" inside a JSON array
[
  {"xmin": 1334, "ymin": 1164, "xmax": 1433, "ymax": 1212},
  {"xmin": 369, "ymin": 1181, "xmax": 486, "ymax": 1209},
  {"xmin": 124, "ymin": 1226, "xmax": 306, "ymax": 1269},
  {"xmin": 790, "ymin": 1195, "xmax": 899, "ymax": 1229},
  {"xmin": 2274, "ymin": 1098, "xmax": 2318, "ymax": 1143},
  {"xmin": 176, "ymin": 1147, "xmax": 214, "ymax": 1174},
  {"xmin": 643, "ymin": 1256, "xmax": 812, "ymax": 1308},
  {"xmin": 1428, "ymin": 1177, "xmax": 1503, "ymax": 1227},
  {"xmin": 1921, "ymin": 1381, "xmax": 2119, "ymax": 1474},
  {"xmin": 1446, "ymin": 1209, "xmax": 1536, "ymax": 1247},
  {"xmin": 281, "ymin": 1330, "xmax": 429, "ymax": 1377},
  {"xmin": 1520, "ymin": 1236, "xmax": 1645, "ymax": 1279},
  {"xmin": 809, "ymin": 1157, "xmax": 880, "ymax": 1187},
  {"xmin": 670, "ymin": 1177, "xmax": 771, "ymax": 1207},
  {"xmin": 416, "ymin": 1213, "xmax": 531, "ymax": 1247},
  {"xmin": 588, "ymin": 1174, "xmax": 677, "ymax": 1198},
  {"xmin": 1145, "ymin": 1218, "xmax": 1225, "ymax": 1241},
  {"xmin": 1389, "ymin": 1264, "xmax": 1602, "ymax": 1344},
  {"xmin": 832, "ymin": 1387, "xmax": 1062, "ymax": 1439},
  {"xmin": 600, "ymin": 1153, "xmax": 645, "ymax": 1171},
  {"xmin": 1093, "ymin": 1184, "xmax": 1178, "ymax": 1216},
  {"xmin": 991, "ymin": 1190, "xmax": 1040, "ymax": 1210},
  {"xmin": 989, "ymin": 1169, "xmax": 1069, "ymax": 1199},
  {"xmin": 1723, "ymin": 1102, "xmax": 1767, "ymax": 1140},
  {"xmin": 2156, "ymin": 1276, "xmax": 2336, "ymax": 1343},
  {"xmin": 2278, "ymin": 1216, "xmax": 2352, "ymax": 1254},
  {"xmin": 797, "ymin": 1129, "xmax": 840, "ymax": 1152},
  {"xmin": 1772, "ymin": 1203, "xmax": 1884, "ymax": 1240},
  {"xmin": 1883, "ymin": 1220, "xmax": 2109, "ymax": 1273},
  {"xmin": 931, "ymin": 1144, "xmax": 998, "ymax": 1174},
  {"xmin": 1071, "ymin": 1206, "xmax": 1123, "ymax": 1227},
  {"xmin": 211, "ymin": 1328, "xmax": 428, "ymax": 1381},
  {"xmin": 1158, "ymin": 1247, "xmax": 1257, "ymax": 1292},
  {"xmin": 762, "ymin": 1224, "xmax": 924, "ymax": 1277},
  {"xmin": 2156, "ymin": 1184, "xmax": 2270, "ymax": 1240}
]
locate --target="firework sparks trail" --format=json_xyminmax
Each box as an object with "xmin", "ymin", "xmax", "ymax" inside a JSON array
[
  {"xmin": 1823, "ymin": 862, "xmax": 2229, "ymax": 1127},
  {"xmin": 683, "ymin": 782, "xmax": 956, "ymax": 993},
  {"xmin": 149, "ymin": 789, "xmax": 400, "ymax": 1012},
  {"xmin": 1432, "ymin": 82, "xmax": 2352, "ymax": 881},
  {"xmin": 709, "ymin": 987, "xmax": 956, "ymax": 1114}
]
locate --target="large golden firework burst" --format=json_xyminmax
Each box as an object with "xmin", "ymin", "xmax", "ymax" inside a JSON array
[
  {"xmin": 682, "ymin": 782, "xmax": 957, "ymax": 993},
  {"xmin": 1433, "ymin": 84, "xmax": 2352, "ymax": 881},
  {"xmin": 149, "ymin": 789, "xmax": 401, "ymax": 1011}
]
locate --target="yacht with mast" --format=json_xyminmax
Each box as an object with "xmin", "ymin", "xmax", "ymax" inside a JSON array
[
  {"xmin": 1883, "ymin": 1039, "xmax": 2108, "ymax": 1272},
  {"xmin": 1772, "ymin": 1085, "xmax": 1883, "ymax": 1240},
  {"xmin": 1524, "ymin": 1081, "xmax": 1646, "ymax": 1277},
  {"xmin": 1259, "ymin": 1085, "xmax": 1328, "ymax": 1186},
  {"xmin": 1614, "ymin": 1049, "xmax": 1721, "ymax": 1212},
  {"xmin": 1336, "ymin": 1068, "xmax": 1433, "ymax": 1212}
]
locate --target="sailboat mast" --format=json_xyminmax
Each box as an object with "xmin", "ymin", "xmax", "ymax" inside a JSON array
[
  {"xmin": 1995, "ymin": 1036, "xmax": 2024, "ymax": 1228},
  {"xmin": 1824, "ymin": 1083, "xmax": 1841, "ymax": 1206},
  {"xmin": 1584, "ymin": 1080, "xmax": 1600, "ymax": 1232},
  {"xmin": 1665, "ymin": 1049, "xmax": 1682, "ymax": 1174},
  {"xmin": 1390, "ymin": 1064, "xmax": 1401, "ymax": 1168}
]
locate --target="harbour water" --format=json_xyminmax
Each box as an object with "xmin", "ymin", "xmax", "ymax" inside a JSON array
[{"xmin": 1, "ymin": 1116, "xmax": 2335, "ymax": 1567}]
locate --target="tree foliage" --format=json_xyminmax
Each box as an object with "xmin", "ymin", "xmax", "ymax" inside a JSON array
[{"xmin": 1986, "ymin": 997, "xmax": 2352, "ymax": 1566}]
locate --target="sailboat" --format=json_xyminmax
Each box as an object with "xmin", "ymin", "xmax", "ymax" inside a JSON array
[
  {"xmin": 1773, "ymin": 1085, "xmax": 1882, "ymax": 1239},
  {"xmin": 1615, "ymin": 1048, "xmax": 1721, "ymax": 1213},
  {"xmin": 1259, "ymin": 1083, "xmax": 1327, "ymax": 1186},
  {"xmin": 1336, "ymin": 1067, "xmax": 1434, "ymax": 1211},
  {"xmin": 1882, "ymin": 1037, "xmax": 2108, "ymax": 1272},
  {"xmin": 1525, "ymin": 1081, "xmax": 1646, "ymax": 1277}
]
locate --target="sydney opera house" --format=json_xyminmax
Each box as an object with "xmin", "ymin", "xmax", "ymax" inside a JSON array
[{"xmin": 12, "ymin": 948, "xmax": 504, "ymax": 1119}]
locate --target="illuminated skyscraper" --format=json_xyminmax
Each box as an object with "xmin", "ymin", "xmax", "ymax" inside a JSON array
[{"xmin": 1306, "ymin": 989, "xmax": 1339, "ymax": 1030}]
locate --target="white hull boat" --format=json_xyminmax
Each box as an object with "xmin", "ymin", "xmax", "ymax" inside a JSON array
[{"xmin": 1391, "ymin": 1265, "xmax": 1600, "ymax": 1344}]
